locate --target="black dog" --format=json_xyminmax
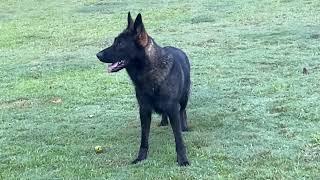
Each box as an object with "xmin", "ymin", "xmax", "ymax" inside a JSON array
[{"xmin": 96, "ymin": 12, "xmax": 191, "ymax": 166}]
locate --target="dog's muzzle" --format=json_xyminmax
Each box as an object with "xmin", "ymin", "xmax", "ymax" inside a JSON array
[{"xmin": 96, "ymin": 52, "xmax": 104, "ymax": 61}]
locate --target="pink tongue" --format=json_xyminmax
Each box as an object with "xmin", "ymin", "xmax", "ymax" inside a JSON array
[{"xmin": 107, "ymin": 62, "xmax": 119, "ymax": 73}]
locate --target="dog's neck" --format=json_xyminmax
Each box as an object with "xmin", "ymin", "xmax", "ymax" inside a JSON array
[
  {"xmin": 145, "ymin": 38, "xmax": 157, "ymax": 59},
  {"xmin": 126, "ymin": 37, "xmax": 173, "ymax": 88},
  {"xmin": 144, "ymin": 37, "xmax": 161, "ymax": 64}
]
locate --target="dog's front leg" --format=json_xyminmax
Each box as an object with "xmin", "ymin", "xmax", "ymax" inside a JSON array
[
  {"xmin": 168, "ymin": 104, "xmax": 190, "ymax": 166},
  {"xmin": 132, "ymin": 107, "xmax": 151, "ymax": 164}
]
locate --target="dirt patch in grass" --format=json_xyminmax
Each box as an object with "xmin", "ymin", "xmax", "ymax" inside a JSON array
[
  {"xmin": 0, "ymin": 98, "xmax": 32, "ymax": 109},
  {"xmin": 50, "ymin": 97, "xmax": 63, "ymax": 104}
]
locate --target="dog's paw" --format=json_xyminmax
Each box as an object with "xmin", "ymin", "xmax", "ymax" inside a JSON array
[
  {"xmin": 177, "ymin": 156, "xmax": 190, "ymax": 166},
  {"xmin": 132, "ymin": 148, "xmax": 148, "ymax": 164},
  {"xmin": 178, "ymin": 159, "xmax": 190, "ymax": 166}
]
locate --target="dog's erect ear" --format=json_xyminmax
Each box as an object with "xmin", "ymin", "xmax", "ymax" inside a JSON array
[
  {"xmin": 134, "ymin": 13, "xmax": 145, "ymax": 34},
  {"xmin": 134, "ymin": 13, "xmax": 148, "ymax": 47},
  {"xmin": 127, "ymin": 12, "xmax": 134, "ymax": 31}
]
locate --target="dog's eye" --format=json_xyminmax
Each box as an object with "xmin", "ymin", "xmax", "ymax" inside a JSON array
[{"xmin": 117, "ymin": 41, "xmax": 124, "ymax": 48}]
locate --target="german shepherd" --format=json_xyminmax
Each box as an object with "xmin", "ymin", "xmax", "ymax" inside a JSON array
[{"xmin": 96, "ymin": 12, "xmax": 191, "ymax": 166}]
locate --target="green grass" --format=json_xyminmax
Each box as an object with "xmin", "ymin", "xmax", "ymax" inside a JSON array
[{"xmin": 1, "ymin": 0, "xmax": 320, "ymax": 179}]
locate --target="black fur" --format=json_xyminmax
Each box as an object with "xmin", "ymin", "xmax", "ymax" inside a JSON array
[{"xmin": 96, "ymin": 12, "xmax": 191, "ymax": 166}]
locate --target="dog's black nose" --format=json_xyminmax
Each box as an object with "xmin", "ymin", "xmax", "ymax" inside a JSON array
[{"xmin": 96, "ymin": 52, "xmax": 103, "ymax": 60}]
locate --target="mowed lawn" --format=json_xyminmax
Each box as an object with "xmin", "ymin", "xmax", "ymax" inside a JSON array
[{"xmin": 1, "ymin": 0, "xmax": 320, "ymax": 179}]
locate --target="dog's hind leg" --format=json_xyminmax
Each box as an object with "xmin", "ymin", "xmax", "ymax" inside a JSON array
[
  {"xmin": 180, "ymin": 109, "xmax": 188, "ymax": 132},
  {"xmin": 159, "ymin": 114, "xmax": 169, "ymax": 126},
  {"xmin": 179, "ymin": 94, "xmax": 189, "ymax": 132}
]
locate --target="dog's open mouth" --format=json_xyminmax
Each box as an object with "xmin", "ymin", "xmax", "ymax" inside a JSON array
[{"xmin": 107, "ymin": 60, "xmax": 127, "ymax": 73}]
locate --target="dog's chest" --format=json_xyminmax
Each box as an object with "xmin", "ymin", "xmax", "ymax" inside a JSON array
[
  {"xmin": 131, "ymin": 71, "xmax": 164, "ymax": 94},
  {"xmin": 143, "ymin": 88, "xmax": 168, "ymax": 114},
  {"xmin": 139, "ymin": 80, "xmax": 161, "ymax": 97}
]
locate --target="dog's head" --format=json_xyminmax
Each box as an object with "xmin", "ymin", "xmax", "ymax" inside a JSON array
[{"xmin": 96, "ymin": 12, "xmax": 149, "ymax": 73}]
